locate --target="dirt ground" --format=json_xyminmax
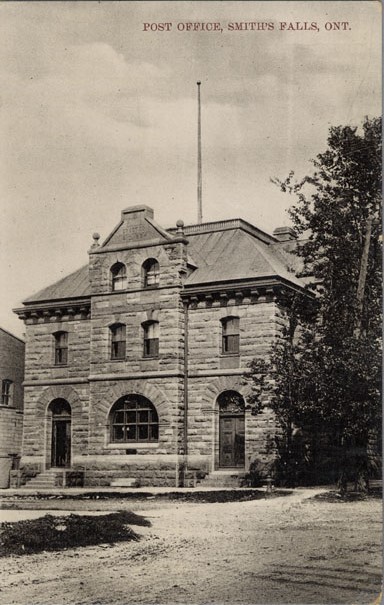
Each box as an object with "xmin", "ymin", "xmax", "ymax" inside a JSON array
[{"xmin": 0, "ymin": 489, "xmax": 381, "ymax": 605}]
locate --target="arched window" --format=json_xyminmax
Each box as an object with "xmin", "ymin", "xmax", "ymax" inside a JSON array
[
  {"xmin": 110, "ymin": 323, "xmax": 126, "ymax": 360},
  {"xmin": 110, "ymin": 395, "xmax": 159, "ymax": 443},
  {"xmin": 110, "ymin": 262, "xmax": 127, "ymax": 291},
  {"xmin": 221, "ymin": 317, "xmax": 240, "ymax": 355},
  {"xmin": 142, "ymin": 258, "xmax": 159, "ymax": 288},
  {"xmin": 1, "ymin": 379, "xmax": 13, "ymax": 406},
  {"xmin": 54, "ymin": 331, "xmax": 68, "ymax": 365},
  {"xmin": 142, "ymin": 321, "xmax": 159, "ymax": 358}
]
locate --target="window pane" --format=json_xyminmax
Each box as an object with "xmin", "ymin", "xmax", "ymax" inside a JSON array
[
  {"xmin": 227, "ymin": 334, "xmax": 239, "ymax": 353},
  {"xmin": 149, "ymin": 409, "xmax": 158, "ymax": 422},
  {"xmin": 126, "ymin": 425, "xmax": 136, "ymax": 441},
  {"xmin": 138, "ymin": 425, "xmax": 148, "ymax": 440},
  {"xmin": 138, "ymin": 410, "xmax": 149, "ymax": 423},
  {"xmin": 150, "ymin": 425, "xmax": 159, "ymax": 440},
  {"xmin": 126, "ymin": 411, "xmax": 136, "ymax": 424},
  {"xmin": 113, "ymin": 426, "xmax": 124, "ymax": 441},
  {"xmin": 114, "ymin": 411, "xmax": 124, "ymax": 424},
  {"xmin": 224, "ymin": 318, "xmax": 239, "ymax": 335}
]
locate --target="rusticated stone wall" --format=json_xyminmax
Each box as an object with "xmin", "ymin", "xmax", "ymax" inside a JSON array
[
  {"xmin": 185, "ymin": 300, "xmax": 287, "ymax": 473},
  {"xmin": 0, "ymin": 329, "xmax": 25, "ymax": 487}
]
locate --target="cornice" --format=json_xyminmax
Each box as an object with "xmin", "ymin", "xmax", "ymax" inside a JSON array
[
  {"xmin": 181, "ymin": 278, "xmax": 308, "ymax": 309},
  {"xmin": 14, "ymin": 300, "xmax": 91, "ymax": 324}
]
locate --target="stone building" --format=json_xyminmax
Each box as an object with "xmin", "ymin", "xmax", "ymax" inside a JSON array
[
  {"xmin": 14, "ymin": 205, "xmax": 305, "ymax": 487},
  {"xmin": 0, "ymin": 327, "xmax": 25, "ymax": 487}
]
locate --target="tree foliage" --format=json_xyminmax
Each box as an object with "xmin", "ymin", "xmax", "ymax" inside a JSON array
[{"xmin": 247, "ymin": 117, "xmax": 382, "ymax": 490}]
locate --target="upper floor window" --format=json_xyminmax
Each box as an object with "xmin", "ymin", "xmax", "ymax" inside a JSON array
[
  {"xmin": 111, "ymin": 262, "xmax": 127, "ymax": 291},
  {"xmin": 1, "ymin": 379, "xmax": 12, "ymax": 406},
  {"xmin": 142, "ymin": 321, "xmax": 159, "ymax": 358},
  {"xmin": 54, "ymin": 331, "xmax": 68, "ymax": 365},
  {"xmin": 221, "ymin": 317, "xmax": 240, "ymax": 355},
  {"xmin": 142, "ymin": 258, "xmax": 159, "ymax": 288},
  {"xmin": 110, "ymin": 323, "xmax": 126, "ymax": 360}
]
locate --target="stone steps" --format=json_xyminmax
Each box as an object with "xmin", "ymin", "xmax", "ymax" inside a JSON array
[
  {"xmin": 198, "ymin": 471, "xmax": 246, "ymax": 488},
  {"xmin": 24, "ymin": 469, "xmax": 65, "ymax": 489}
]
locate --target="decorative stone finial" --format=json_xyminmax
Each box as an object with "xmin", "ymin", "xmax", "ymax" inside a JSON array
[
  {"xmin": 176, "ymin": 219, "xmax": 184, "ymax": 235},
  {"xmin": 91, "ymin": 232, "xmax": 100, "ymax": 248}
]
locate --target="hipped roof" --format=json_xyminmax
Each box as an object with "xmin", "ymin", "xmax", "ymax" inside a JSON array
[{"xmin": 23, "ymin": 220, "xmax": 304, "ymax": 304}]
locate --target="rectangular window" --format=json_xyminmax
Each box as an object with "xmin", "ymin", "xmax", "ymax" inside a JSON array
[
  {"xmin": 143, "ymin": 322, "xmax": 159, "ymax": 358},
  {"xmin": 1, "ymin": 380, "xmax": 12, "ymax": 406},
  {"xmin": 111, "ymin": 324, "xmax": 126, "ymax": 360},
  {"xmin": 144, "ymin": 338, "xmax": 159, "ymax": 357},
  {"xmin": 222, "ymin": 317, "xmax": 240, "ymax": 355},
  {"xmin": 54, "ymin": 332, "xmax": 68, "ymax": 365}
]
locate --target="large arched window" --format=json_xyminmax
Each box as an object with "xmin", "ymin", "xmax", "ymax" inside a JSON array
[
  {"xmin": 54, "ymin": 331, "xmax": 68, "ymax": 365},
  {"xmin": 110, "ymin": 262, "xmax": 127, "ymax": 291},
  {"xmin": 142, "ymin": 320, "xmax": 159, "ymax": 358},
  {"xmin": 221, "ymin": 317, "xmax": 240, "ymax": 355},
  {"xmin": 110, "ymin": 323, "xmax": 126, "ymax": 360},
  {"xmin": 142, "ymin": 258, "xmax": 159, "ymax": 288},
  {"xmin": 110, "ymin": 395, "xmax": 159, "ymax": 443}
]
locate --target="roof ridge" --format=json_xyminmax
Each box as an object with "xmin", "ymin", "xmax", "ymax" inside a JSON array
[{"xmin": 168, "ymin": 218, "xmax": 276, "ymax": 244}]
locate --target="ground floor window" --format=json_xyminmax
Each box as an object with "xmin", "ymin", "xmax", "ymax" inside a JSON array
[{"xmin": 110, "ymin": 395, "xmax": 159, "ymax": 443}]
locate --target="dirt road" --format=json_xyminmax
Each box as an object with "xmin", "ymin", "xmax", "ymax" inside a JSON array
[{"xmin": 0, "ymin": 489, "xmax": 381, "ymax": 604}]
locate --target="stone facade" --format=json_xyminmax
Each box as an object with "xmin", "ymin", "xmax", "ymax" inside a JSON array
[
  {"xmin": 0, "ymin": 328, "xmax": 25, "ymax": 487},
  {"xmin": 15, "ymin": 205, "xmax": 303, "ymax": 487}
]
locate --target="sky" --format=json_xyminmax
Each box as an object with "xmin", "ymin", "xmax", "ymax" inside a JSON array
[{"xmin": 0, "ymin": 1, "xmax": 381, "ymax": 338}]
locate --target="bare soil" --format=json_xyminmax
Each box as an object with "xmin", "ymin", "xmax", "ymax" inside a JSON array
[{"xmin": 0, "ymin": 489, "xmax": 381, "ymax": 604}]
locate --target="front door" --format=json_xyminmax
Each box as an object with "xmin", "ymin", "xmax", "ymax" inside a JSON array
[
  {"xmin": 51, "ymin": 419, "xmax": 71, "ymax": 467},
  {"xmin": 219, "ymin": 416, "xmax": 245, "ymax": 467}
]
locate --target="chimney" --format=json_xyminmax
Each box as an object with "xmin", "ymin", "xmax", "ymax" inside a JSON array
[{"xmin": 273, "ymin": 226, "xmax": 297, "ymax": 242}]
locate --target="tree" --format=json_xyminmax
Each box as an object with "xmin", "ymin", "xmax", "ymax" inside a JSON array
[{"xmin": 247, "ymin": 117, "xmax": 382, "ymax": 491}]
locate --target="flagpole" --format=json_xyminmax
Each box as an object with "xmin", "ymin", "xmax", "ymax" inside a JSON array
[{"xmin": 197, "ymin": 81, "xmax": 203, "ymax": 224}]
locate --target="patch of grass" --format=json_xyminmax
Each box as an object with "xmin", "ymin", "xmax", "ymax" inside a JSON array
[
  {"xmin": 0, "ymin": 510, "xmax": 150, "ymax": 557},
  {"xmin": 164, "ymin": 489, "xmax": 290, "ymax": 503},
  {"xmin": 311, "ymin": 488, "xmax": 382, "ymax": 503}
]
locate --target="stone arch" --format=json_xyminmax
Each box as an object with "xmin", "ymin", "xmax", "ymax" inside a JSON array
[
  {"xmin": 36, "ymin": 385, "xmax": 83, "ymax": 421},
  {"xmin": 99, "ymin": 380, "xmax": 171, "ymax": 426},
  {"xmin": 199, "ymin": 375, "xmax": 251, "ymax": 412}
]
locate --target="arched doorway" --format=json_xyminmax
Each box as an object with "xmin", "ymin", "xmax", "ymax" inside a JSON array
[
  {"xmin": 49, "ymin": 399, "xmax": 71, "ymax": 468},
  {"xmin": 218, "ymin": 391, "xmax": 245, "ymax": 468}
]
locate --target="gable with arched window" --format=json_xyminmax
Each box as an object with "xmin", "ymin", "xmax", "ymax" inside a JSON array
[
  {"xmin": 221, "ymin": 316, "xmax": 240, "ymax": 355},
  {"xmin": 110, "ymin": 395, "xmax": 159, "ymax": 443},
  {"xmin": 110, "ymin": 262, "xmax": 127, "ymax": 291},
  {"xmin": 142, "ymin": 320, "xmax": 159, "ymax": 358},
  {"xmin": 54, "ymin": 331, "xmax": 68, "ymax": 365},
  {"xmin": 142, "ymin": 258, "xmax": 159, "ymax": 288},
  {"xmin": 110, "ymin": 323, "xmax": 126, "ymax": 360}
]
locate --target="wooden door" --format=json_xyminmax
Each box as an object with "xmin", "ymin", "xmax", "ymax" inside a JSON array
[
  {"xmin": 219, "ymin": 416, "xmax": 245, "ymax": 467},
  {"xmin": 51, "ymin": 419, "xmax": 71, "ymax": 467}
]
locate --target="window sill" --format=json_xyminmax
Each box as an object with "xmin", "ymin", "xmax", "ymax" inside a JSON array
[
  {"xmin": 106, "ymin": 442, "xmax": 159, "ymax": 450},
  {"xmin": 143, "ymin": 285, "xmax": 159, "ymax": 290},
  {"xmin": 220, "ymin": 353, "xmax": 240, "ymax": 358},
  {"xmin": 142, "ymin": 356, "xmax": 159, "ymax": 360}
]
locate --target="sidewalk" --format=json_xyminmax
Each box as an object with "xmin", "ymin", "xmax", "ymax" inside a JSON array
[{"xmin": 0, "ymin": 485, "xmax": 275, "ymax": 498}]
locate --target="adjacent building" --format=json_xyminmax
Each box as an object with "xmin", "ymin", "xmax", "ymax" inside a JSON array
[
  {"xmin": 14, "ymin": 205, "xmax": 305, "ymax": 487},
  {"xmin": 0, "ymin": 327, "xmax": 25, "ymax": 487}
]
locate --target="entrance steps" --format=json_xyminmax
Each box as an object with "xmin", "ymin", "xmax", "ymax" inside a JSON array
[
  {"xmin": 24, "ymin": 469, "xmax": 65, "ymax": 490},
  {"xmin": 198, "ymin": 470, "xmax": 246, "ymax": 488}
]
